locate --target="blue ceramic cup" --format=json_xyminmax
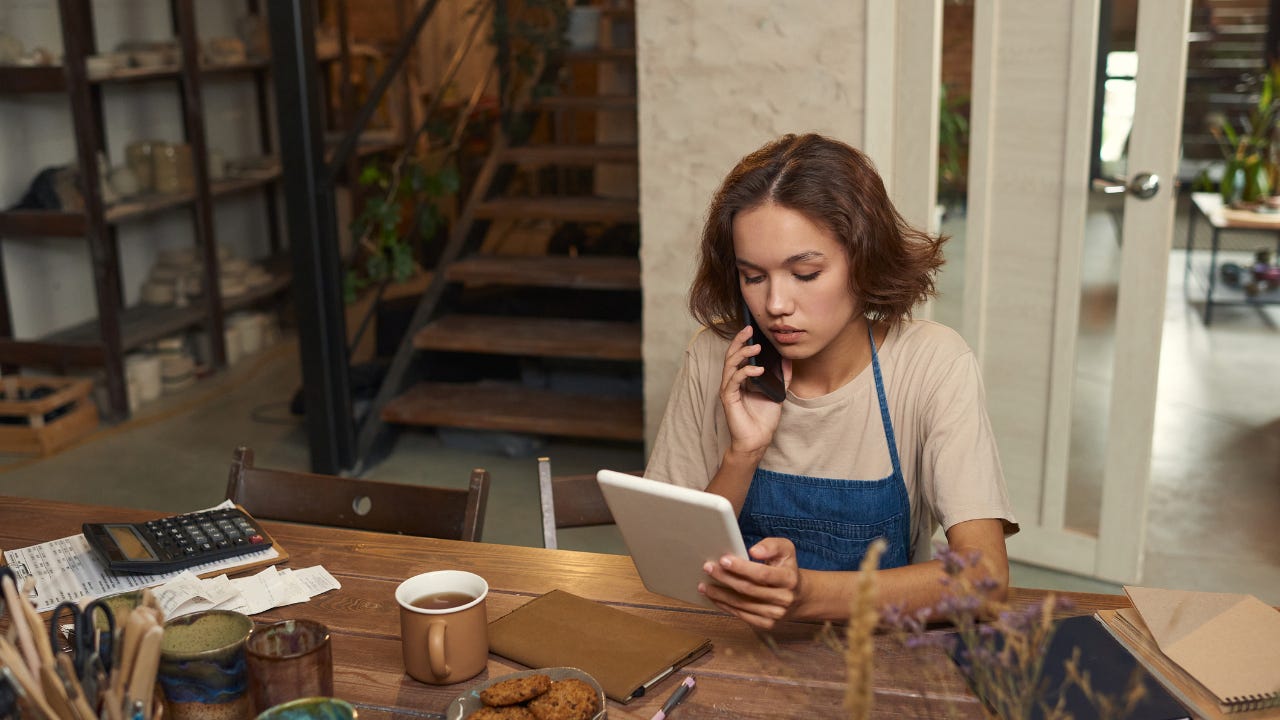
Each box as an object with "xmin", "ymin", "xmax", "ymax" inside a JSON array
[{"xmin": 158, "ymin": 610, "xmax": 254, "ymax": 720}]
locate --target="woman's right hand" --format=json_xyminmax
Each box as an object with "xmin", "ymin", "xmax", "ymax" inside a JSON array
[{"xmin": 720, "ymin": 325, "xmax": 790, "ymax": 457}]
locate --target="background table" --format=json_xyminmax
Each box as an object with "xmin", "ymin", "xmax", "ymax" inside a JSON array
[
  {"xmin": 1185, "ymin": 192, "xmax": 1280, "ymax": 324},
  {"xmin": 0, "ymin": 496, "xmax": 1131, "ymax": 719}
]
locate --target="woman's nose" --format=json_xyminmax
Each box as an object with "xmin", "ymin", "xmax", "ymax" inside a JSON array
[{"xmin": 765, "ymin": 284, "xmax": 792, "ymax": 316}]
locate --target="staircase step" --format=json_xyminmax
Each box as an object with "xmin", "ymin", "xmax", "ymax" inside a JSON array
[
  {"xmin": 531, "ymin": 95, "xmax": 637, "ymax": 111},
  {"xmin": 446, "ymin": 255, "xmax": 640, "ymax": 290},
  {"xmin": 474, "ymin": 196, "xmax": 639, "ymax": 223},
  {"xmin": 383, "ymin": 381, "xmax": 643, "ymax": 441},
  {"xmin": 501, "ymin": 144, "xmax": 638, "ymax": 166},
  {"xmin": 414, "ymin": 315, "xmax": 641, "ymax": 360}
]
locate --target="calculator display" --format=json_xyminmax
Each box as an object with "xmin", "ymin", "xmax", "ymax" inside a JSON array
[{"xmin": 107, "ymin": 525, "xmax": 156, "ymax": 560}]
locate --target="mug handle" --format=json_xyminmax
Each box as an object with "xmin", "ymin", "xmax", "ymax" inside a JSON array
[{"xmin": 427, "ymin": 620, "xmax": 450, "ymax": 679}]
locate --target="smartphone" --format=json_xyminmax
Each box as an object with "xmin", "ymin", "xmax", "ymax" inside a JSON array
[{"xmin": 741, "ymin": 299, "xmax": 786, "ymax": 402}]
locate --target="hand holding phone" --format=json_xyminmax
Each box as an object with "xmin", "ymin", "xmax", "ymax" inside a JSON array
[{"xmin": 742, "ymin": 299, "xmax": 786, "ymax": 402}]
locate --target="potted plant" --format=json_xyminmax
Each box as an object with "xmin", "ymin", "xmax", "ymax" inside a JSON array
[{"xmin": 1207, "ymin": 62, "xmax": 1280, "ymax": 206}]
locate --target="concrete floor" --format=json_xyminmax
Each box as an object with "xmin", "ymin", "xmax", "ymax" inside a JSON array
[{"xmin": 1, "ymin": 215, "xmax": 1277, "ymax": 604}]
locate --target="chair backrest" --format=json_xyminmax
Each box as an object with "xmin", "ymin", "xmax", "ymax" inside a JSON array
[
  {"xmin": 537, "ymin": 457, "xmax": 619, "ymax": 549},
  {"xmin": 226, "ymin": 446, "xmax": 490, "ymax": 541}
]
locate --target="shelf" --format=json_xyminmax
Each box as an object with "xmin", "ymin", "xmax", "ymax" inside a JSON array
[
  {"xmin": 0, "ymin": 58, "xmax": 269, "ymax": 94},
  {"xmin": 0, "ymin": 67, "xmax": 65, "ymax": 93},
  {"xmin": 0, "ymin": 160, "xmax": 282, "ymax": 238},
  {"xmin": 43, "ymin": 260, "xmax": 291, "ymax": 352},
  {"xmin": 200, "ymin": 58, "xmax": 270, "ymax": 76}
]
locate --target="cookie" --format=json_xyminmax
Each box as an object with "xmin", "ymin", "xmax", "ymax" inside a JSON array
[
  {"xmin": 469, "ymin": 706, "xmax": 537, "ymax": 720},
  {"xmin": 527, "ymin": 678, "xmax": 599, "ymax": 720},
  {"xmin": 480, "ymin": 673, "xmax": 552, "ymax": 706}
]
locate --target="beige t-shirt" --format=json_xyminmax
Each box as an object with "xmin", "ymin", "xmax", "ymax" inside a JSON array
[{"xmin": 645, "ymin": 319, "xmax": 1018, "ymax": 564}]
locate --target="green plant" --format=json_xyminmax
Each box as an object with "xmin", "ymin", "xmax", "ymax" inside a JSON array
[
  {"xmin": 938, "ymin": 83, "xmax": 970, "ymax": 203},
  {"xmin": 1207, "ymin": 62, "xmax": 1280, "ymax": 205},
  {"xmin": 491, "ymin": 0, "xmax": 568, "ymax": 139},
  {"xmin": 344, "ymin": 152, "xmax": 459, "ymax": 304}
]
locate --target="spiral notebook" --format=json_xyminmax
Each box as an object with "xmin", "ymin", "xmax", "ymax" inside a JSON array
[{"xmin": 1105, "ymin": 586, "xmax": 1280, "ymax": 716}]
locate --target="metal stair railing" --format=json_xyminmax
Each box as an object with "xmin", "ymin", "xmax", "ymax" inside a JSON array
[
  {"xmin": 268, "ymin": 0, "xmax": 501, "ymax": 472},
  {"xmin": 351, "ymin": 0, "xmax": 561, "ymax": 468}
]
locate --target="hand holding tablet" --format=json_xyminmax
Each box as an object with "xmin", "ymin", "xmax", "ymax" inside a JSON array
[{"xmin": 596, "ymin": 470, "xmax": 749, "ymax": 608}]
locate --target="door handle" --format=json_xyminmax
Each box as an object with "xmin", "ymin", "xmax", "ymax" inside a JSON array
[{"xmin": 1127, "ymin": 172, "xmax": 1160, "ymax": 199}]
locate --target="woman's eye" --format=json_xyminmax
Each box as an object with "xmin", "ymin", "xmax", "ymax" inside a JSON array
[
  {"xmin": 795, "ymin": 272, "xmax": 820, "ymax": 282},
  {"xmin": 741, "ymin": 274, "xmax": 765, "ymax": 285}
]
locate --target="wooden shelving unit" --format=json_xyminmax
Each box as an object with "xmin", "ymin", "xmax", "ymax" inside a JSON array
[{"xmin": 0, "ymin": 0, "xmax": 293, "ymax": 420}]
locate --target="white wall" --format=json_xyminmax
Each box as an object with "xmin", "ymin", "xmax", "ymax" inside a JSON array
[
  {"xmin": 0, "ymin": 0, "xmax": 276, "ymax": 339},
  {"xmin": 636, "ymin": 0, "xmax": 867, "ymax": 446}
]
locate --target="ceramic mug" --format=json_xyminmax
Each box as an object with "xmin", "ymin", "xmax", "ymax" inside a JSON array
[
  {"xmin": 245, "ymin": 620, "xmax": 333, "ymax": 714},
  {"xmin": 395, "ymin": 570, "xmax": 489, "ymax": 684},
  {"xmin": 158, "ymin": 610, "xmax": 254, "ymax": 720}
]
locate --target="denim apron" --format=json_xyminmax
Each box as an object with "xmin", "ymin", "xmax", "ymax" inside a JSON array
[{"xmin": 737, "ymin": 323, "xmax": 912, "ymax": 571}]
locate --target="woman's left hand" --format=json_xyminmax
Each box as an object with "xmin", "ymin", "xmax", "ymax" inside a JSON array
[{"xmin": 699, "ymin": 537, "xmax": 801, "ymax": 630}]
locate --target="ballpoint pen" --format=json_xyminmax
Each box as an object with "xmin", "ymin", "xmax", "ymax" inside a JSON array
[{"xmin": 649, "ymin": 675, "xmax": 696, "ymax": 720}]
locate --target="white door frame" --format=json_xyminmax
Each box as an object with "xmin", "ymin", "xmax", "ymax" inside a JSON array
[{"xmin": 966, "ymin": 0, "xmax": 1190, "ymax": 583}]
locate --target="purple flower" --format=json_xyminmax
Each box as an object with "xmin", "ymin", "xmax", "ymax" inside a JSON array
[
  {"xmin": 880, "ymin": 604, "xmax": 908, "ymax": 630},
  {"xmin": 938, "ymin": 593, "xmax": 983, "ymax": 617}
]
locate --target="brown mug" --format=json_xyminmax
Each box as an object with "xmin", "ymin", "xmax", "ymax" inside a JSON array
[{"xmin": 395, "ymin": 570, "xmax": 489, "ymax": 684}]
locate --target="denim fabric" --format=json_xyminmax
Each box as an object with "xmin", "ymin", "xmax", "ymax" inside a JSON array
[{"xmin": 738, "ymin": 323, "xmax": 911, "ymax": 571}]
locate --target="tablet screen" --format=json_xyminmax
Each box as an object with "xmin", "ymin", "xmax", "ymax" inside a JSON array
[{"xmin": 596, "ymin": 470, "xmax": 749, "ymax": 608}]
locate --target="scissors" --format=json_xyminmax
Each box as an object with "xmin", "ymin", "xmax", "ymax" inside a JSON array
[{"xmin": 48, "ymin": 599, "xmax": 116, "ymax": 697}]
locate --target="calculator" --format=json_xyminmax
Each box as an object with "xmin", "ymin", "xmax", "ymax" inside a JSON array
[{"xmin": 82, "ymin": 506, "xmax": 274, "ymax": 574}]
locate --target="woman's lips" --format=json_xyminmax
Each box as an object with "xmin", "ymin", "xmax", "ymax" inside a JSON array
[{"xmin": 769, "ymin": 327, "xmax": 803, "ymax": 344}]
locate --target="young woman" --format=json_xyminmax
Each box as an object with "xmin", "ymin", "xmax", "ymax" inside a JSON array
[{"xmin": 645, "ymin": 133, "xmax": 1018, "ymax": 630}]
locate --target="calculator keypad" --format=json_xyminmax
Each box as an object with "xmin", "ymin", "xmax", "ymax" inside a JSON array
[{"xmin": 87, "ymin": 508, "xmax": 271, "ymax": 573}]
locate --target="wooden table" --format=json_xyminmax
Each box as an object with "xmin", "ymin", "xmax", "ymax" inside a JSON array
[
  {"xmin": 1186, "ymin": 192, "xmax": 1280, "ymax": 324},
  {"xmin": 0, "ymin": 496, "xmax": 1132, "ymax": 719}
]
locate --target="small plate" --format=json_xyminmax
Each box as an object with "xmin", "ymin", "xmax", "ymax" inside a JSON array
[{"xmin": 447, "ymin": 667, "xmax": 607, "ymax": 720}]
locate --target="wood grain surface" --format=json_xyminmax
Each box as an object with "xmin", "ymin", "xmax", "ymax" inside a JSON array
[{"xmin": 0, "ymin": 495, "xmax": 1131, "ymax": 719}]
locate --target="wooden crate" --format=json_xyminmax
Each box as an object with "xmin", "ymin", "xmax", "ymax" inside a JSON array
[{"xmin": 0, "ymin": 376, "xmax": 100, "ymax": 455}]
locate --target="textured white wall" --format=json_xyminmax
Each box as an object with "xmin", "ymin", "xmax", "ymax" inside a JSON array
[{"xmin": 636, "ymin": 1, "xmax": 867, "ymax": 448}]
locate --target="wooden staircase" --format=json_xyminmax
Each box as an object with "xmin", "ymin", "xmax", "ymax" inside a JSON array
[
  {"xmin": 362, "ymin": 3, "xmax": 643, "ymax": 460},
  {"xmin": 1182, "ymin": 0, "xmax": 1271, "ymax": 163}
]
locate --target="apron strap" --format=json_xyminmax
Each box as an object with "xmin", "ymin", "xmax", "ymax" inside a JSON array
[{"xmin": 868, "ymin": 321, "xmax": 903, "ymax": 477}]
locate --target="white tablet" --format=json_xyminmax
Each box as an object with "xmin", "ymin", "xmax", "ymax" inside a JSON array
[{"xmin": 596, "ymin": 469, "xmax": 749, "ymax": 608}]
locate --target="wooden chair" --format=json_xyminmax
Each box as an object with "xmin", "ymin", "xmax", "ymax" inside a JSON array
[
  {"xmin": 226, "ymin": 446, "xmax": 490, "ymax": 541},
  {"xmin": 537, "ymin": 457, "xmax": 621, "ymax": 549}
]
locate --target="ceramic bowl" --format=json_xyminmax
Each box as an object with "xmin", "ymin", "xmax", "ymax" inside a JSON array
[
  {"xmin": 447, "ymin": 667, "xmax": 606, "ymax": 720},
  {"xmin": 256, "ymin": 697, "xmax": 355, "ymax": 720}
]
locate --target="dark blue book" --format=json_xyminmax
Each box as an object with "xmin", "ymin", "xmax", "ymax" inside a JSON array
[{"xmin": 950, "ymin": 614, "xmax": 1192, "ymax": 720}]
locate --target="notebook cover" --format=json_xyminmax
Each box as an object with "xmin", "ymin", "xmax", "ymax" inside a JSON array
[
  {"xmin": 1125, "ymin": 586, "xmax": 1280, "ymax": 710},
  {"xmin": 1097, "ymin": 609, "xmax": 1280, "ymax": 718},
  {"xmin": 487, "ymin": 589, "xmax": 711, "ymax": 703},
  {"xmin": 951, "ymin": 614, "xmax": 1191, "ymax": 720}
]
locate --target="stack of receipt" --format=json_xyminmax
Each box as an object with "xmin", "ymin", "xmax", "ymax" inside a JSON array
[{"xmin": 151, "ymin": 564, "xmax": 340, "ymax": 619}]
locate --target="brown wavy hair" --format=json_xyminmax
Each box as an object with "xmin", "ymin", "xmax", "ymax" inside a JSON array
[{"xmin": 689, "ymin": 133, "xmax": 947, "ymax": 338}]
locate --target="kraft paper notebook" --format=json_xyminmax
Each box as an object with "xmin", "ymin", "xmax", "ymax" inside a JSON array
[
  {"xmin": 1097, "ymin": 608, "xmax": 1280, "ymax": 719},
  {"xmin": 1093, "ymin": 586, "xmax": 1280, "ymax": 717},
  {"xmin": 487, "ymin": 589, "xmax": 711, "ymax": 703}
]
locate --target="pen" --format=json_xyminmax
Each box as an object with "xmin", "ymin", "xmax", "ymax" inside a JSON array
[{"xmin": 649, "ymin": 675, "xmax": 696, "ymax": 720}]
